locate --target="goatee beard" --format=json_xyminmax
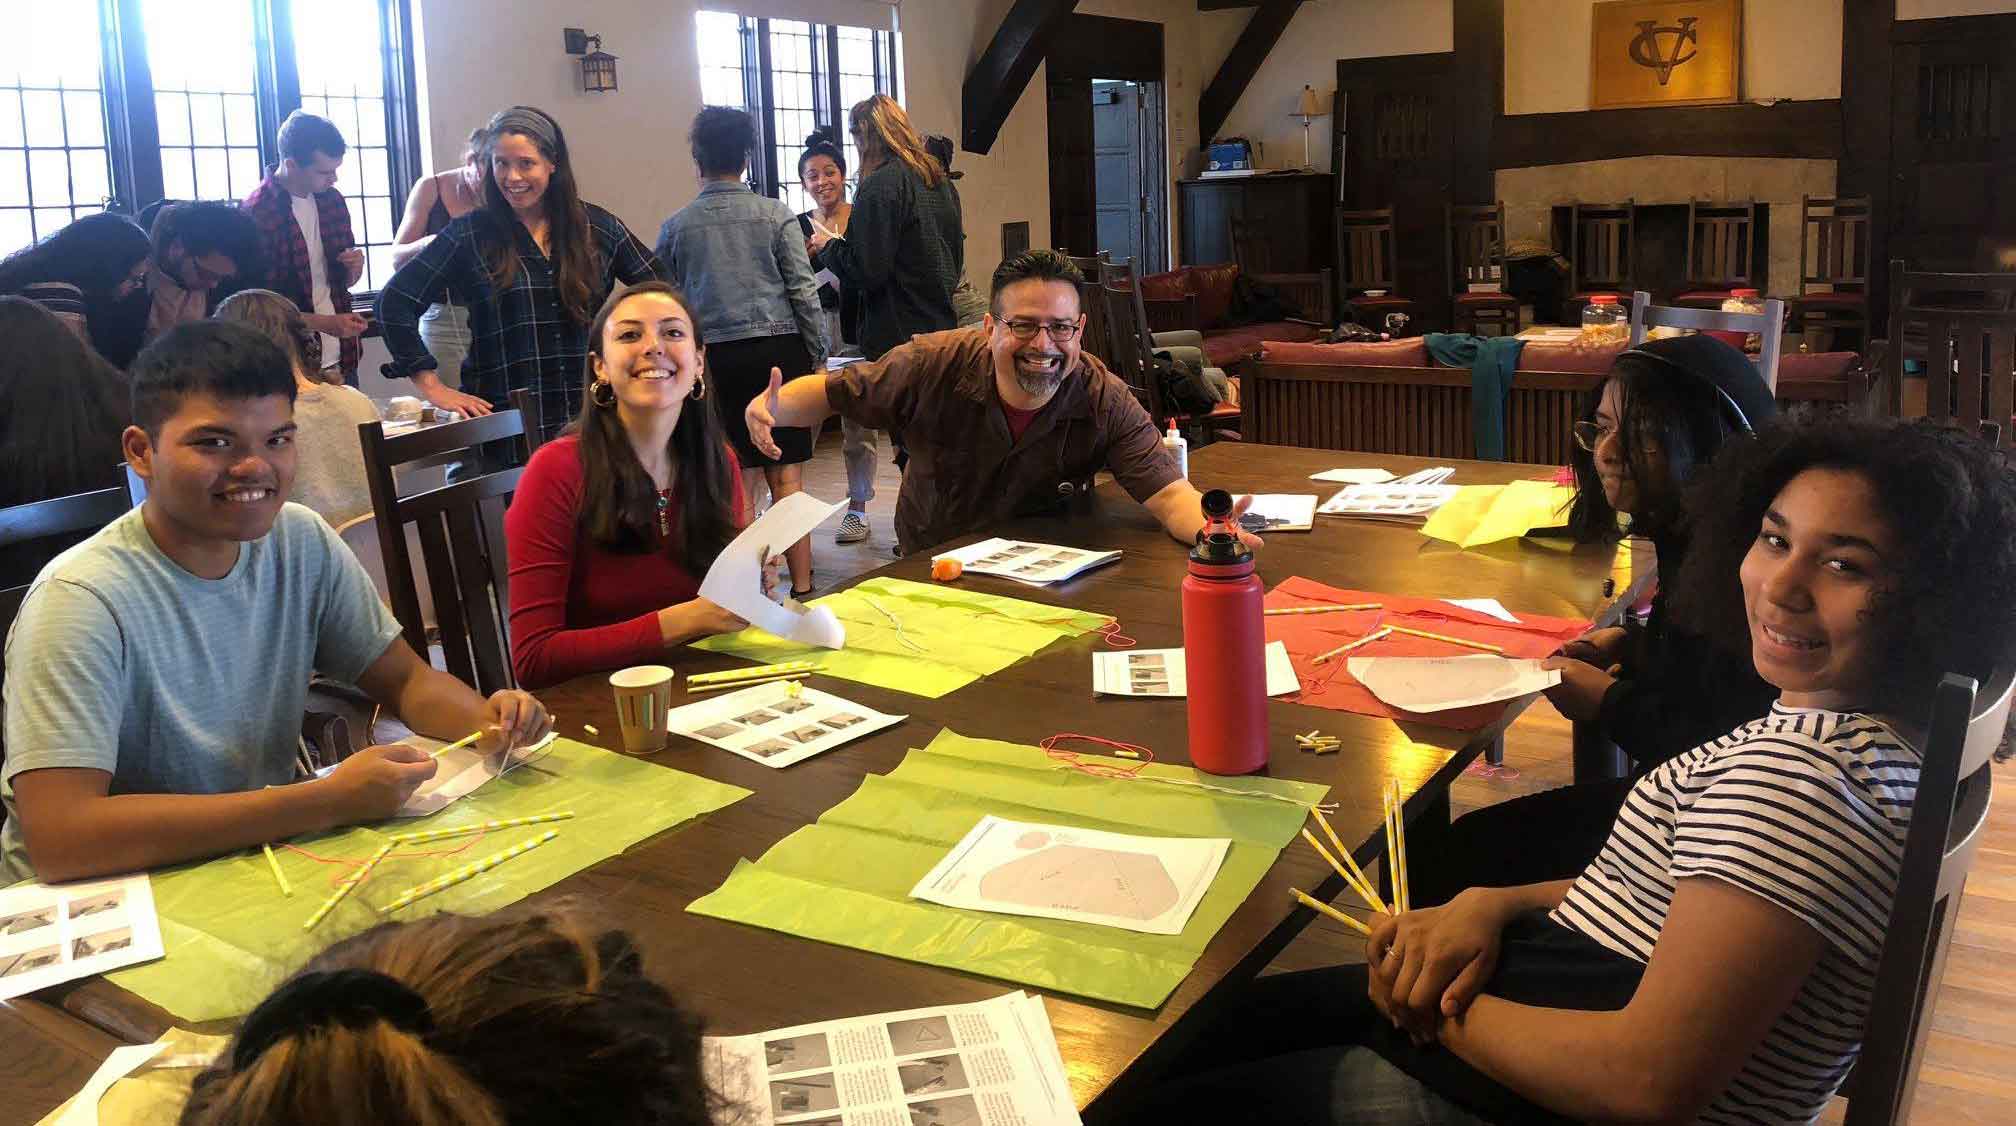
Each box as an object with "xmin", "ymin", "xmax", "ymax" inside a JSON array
[{"xmin": 1015, "ymin": 369, "xmax": 1062, "ymax": 397}]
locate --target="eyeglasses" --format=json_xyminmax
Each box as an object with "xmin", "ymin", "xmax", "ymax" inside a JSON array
[
  {"xmin": 1001, "ymin": 319, "xmax": 1082, "ymax": 343},
  {"xmin": 1571, "ymin": 420, "xmax": 1615, "ymax": 453}
]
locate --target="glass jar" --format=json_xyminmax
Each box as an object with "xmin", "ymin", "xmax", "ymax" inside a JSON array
[
  {"xmin": 1580, "ymin": 294, "xmax": 1625, "ymax": 342},
  {"xmin": 1719, "ymin": 288, "xmax": 1764, "ymax": 353}
]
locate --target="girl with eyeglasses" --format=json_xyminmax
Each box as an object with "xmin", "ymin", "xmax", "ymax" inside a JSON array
[{"xmin": 1410, "ymin": 334, "xmax": 1783, "ymax": 907}]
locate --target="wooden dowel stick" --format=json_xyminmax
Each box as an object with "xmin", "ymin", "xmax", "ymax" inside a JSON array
[
  {"xmin": 686, "ymin": 675, "xmax": 803, "ymax": 695},
  {"xmin": 1393, "ymin": 780, "xmax": 1412, "ymax": 913},
  {"xmin": 303, "ymin": 840, "xmax": 394, "ymax": 931},
  {"xmin": 1265, "ymin": 602, "xmax": 1383, "ymax": 616},
  {"xmin": 1311, "ymin": 808, "xmax": 1388, "ymax": 915},
  {"xmin": 390, "ymin": 811, "xmax": 575, "ymax": 846},
  {"xmin": 428, "ymin": 730, "xmax": 486, "ymax": 759},
  {"xmin": 1313, "ymin": 626, "xmax": 1393, "ymax": 665},
  {"xmin": 1386, "ymin": 625, "xmax": 1505, "ymax": 654},
  {"xmin": 380, "ymin": 830, "xmax": 558, "ymax": 914},
  {"xmin": 262, "ymin": 843, "xmax": 293, "ymax": 898},
  {"xmin": 1383, "ymin": 788, "xmax": 1403, "ymax": 916},
  {"xmin": 1290, "ymin": 888, "xmax": 1372, "ymax": 936},
  {"xmin": 1299, "ymin": 828, "xmax": 1384, "ymax": 914}
]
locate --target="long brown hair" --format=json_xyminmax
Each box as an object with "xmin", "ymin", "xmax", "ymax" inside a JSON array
[
  {"xmin": 570, "ymin": 281, "xmax": 738, "ymax": 576},
  {"xmin": 0, "ymin": 297, "xmax": 126, "ymax": 508},
  {"xmin": 477, "ymin": 106, "xmax": 602, "ymax": 325},
  {"xmin": 178, "ymin": 906, "xmax": 718, "ymax": 1126},
  {"xmin": 849, "ymin": 94, "xmax": 944, "ymax": 187},
  {"xmin": 213, "ymin": 289, "xmax": 321, "ymax": 383}
]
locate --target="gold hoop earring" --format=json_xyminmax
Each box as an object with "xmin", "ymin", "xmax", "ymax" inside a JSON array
[
  {"xmin": 590, "ymin": 379, "xmax": 616, "ymax": 408},
  {"xmin": 691, "ymin": 372, "xmax": 706, "ymax": 401}
]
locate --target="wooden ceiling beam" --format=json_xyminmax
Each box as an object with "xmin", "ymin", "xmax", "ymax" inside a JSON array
[
  {"xmin": 1199, "ymin": 0, "xmax": 1304, "ymax": 143},
  {"xmin": 961, "ymin": 0, "xmax": 1081, "ymax": 154}
]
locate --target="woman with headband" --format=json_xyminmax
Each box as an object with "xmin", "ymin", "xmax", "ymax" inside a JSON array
[{"xmin": 377, "ymin": 106, "xmax": 666, "ymax": 451}]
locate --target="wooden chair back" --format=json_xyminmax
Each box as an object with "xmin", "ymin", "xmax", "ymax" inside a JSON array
[
  {"xmin": 1446, "ymin": 202, "xmax": 1507, "ymax": 295},
  {"xmin": 1627, "ymin": 289, "xmax": 1785, "ymax": 392},
  {"xmin": 1097, "ymin": 258, "xmax": 1164, "ymax": 420},
  {"xmin": 1800, "ymin": 196, "xmax": 1873, "ymax": 294},
  {"xmin": 1845, "ymin": 666, "xmax": 2015, "ymax": 1125},
  {"xmin": 1884, "ymin": 263, "xmax": 2016, "ymax": 445},
  {"xmin": 357, "ymin": 409, "xmax": 532, "ymax": 695},
  {"xmin": 1229, "ymin": 216, "xmax": 1276, "ymax": 274},
  {"xmin": 1336, "ymin": 208, "xmax": 1399, "ymax": 295},
  {"xmin": 1571, "ymin": 199, "xmax": 1635, "ymax": 294},
  {"xmin": 1683, "ymin": 199, "xmax": 1758, "ymax": 292},
  {"xmin": 509, "ymin": 389, "xmax": 546, "ymax": 456},
  {"xmin": 1062, "ymin": 251, "xmax": 1114, "ymax": 372}
]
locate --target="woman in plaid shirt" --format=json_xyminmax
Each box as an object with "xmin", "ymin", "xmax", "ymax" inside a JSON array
[{"xmin": 376, "ymin": 106, "xmax": 666, "ymax": 447}]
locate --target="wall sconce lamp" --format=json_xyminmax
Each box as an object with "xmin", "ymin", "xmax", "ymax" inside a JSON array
[{"xmin": 563, "ymin": 28, "xmax": 619, "ymax": 93}]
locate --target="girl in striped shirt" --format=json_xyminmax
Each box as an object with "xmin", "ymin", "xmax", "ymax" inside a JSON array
[{"xmin": 1148, "ymin": 418, "xmax": 2016, "ymax": 1125}]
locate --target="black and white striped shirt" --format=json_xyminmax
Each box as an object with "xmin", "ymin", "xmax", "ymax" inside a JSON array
[{"xmin": 1551, "ymin": 704, "xmax": 1919, "ymax": 1124}]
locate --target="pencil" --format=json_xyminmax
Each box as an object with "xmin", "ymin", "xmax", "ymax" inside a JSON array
[
  {"xmin": 389, "ymin": 810, "xmax": 575, "ymax": 845},
  {"xmin": 1391, "ymin": 779, "xmax": 1412, "ymax": 913},
  {"xmin": 428, "ymin": 729, "xmax": 487, "ymax": 759},
  {"xmin": 262, "ymin": 843, "xmax": 293, "ymax": 897},
  {"xmin": 1310, "ymin": 808, "xmax": 1388, "ymax": 914},
  {"xmin": 687, "ymin": 675, "xmax": 803, "ymax": 695},
  {"xmin": 1299, "ymin": 828, "xmax": 1384, "ymax": 914},
  {"xmin": 1290, "ymin": 888, "xmax": 1372, "ymax": 936},
  {"xmin": 1387, "ymin": 625, "xmax": 1505, "ymax": 654},
  {"xmin": 380, "ymin": 830, "xmax": 558, "ymax": 914},
  {"xmin": 1312, "ymin": 626, "xmax": 1393, "ymax": 665},
  {"xmin": 1265, "ymin": 602, "xmax": 1382, "ymax": 617},
  {"xmin": 303, "ymin": 840, "xmax": 395, "ymax": 931}
]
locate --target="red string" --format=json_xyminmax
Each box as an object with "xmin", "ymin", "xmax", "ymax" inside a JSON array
[
  {"xmin": 281, "ymin": 831, "xmax": 493, "ymax": 889},
  {"xmin": 1288, "ymin": 611, "xmax": 1387, "ymax": 699},
  {"xmin": 1040, "ymin": 733, "xmax": 1155, "ymax": 780},
  {"xmin": 1092, "ymin": 620, "xmax": 1136, "ymax": 649}
]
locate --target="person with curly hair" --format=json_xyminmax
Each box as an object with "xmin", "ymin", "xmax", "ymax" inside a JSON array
[
  {"xmin": 1410, "ymin": 336, "xmax": 1782, "ymax": 907},
  {"xmin": 1139, "ymin": 416, "xmax": 2016, "ymax": 1126},
  {"xmin": 178, "ymin": 906, "xmax": 721, "ymax": 1126}
]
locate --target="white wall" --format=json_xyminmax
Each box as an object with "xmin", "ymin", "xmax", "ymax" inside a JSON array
[
  {"xmin": 1198, "ymin": 0, "xmax": 1452, "ymax": 173},
  {"xmin": 1504, "ymin": 0, "xmax": 1841, "ymax": 115}
]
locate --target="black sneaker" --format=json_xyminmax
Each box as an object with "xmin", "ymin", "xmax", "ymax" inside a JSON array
[{"xmin": 835, "ymin": 511, "xmax": 870, "ymax": 544}]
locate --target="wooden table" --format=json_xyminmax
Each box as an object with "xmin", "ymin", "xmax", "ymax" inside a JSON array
[
  {"xmin": 33, "ymin": 444, "xmax": 1637, "ymax": 1117},
  {"xmin": 1, "ymin": 999, "xmax": 119, "ymax": 1126}
]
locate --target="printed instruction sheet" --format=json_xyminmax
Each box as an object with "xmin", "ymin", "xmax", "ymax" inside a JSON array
[
  {"xmin": 705, "ymin": 990, "xmax": 1080, "ymax": 1126},
  {"xmin": 1091, "ymin": 642, "xmax": 1301, "ymax": 698},
  {"xmin": 936, "ymin": 539, "xmax": 1121, "ymax": 586},
  {"xmin": 0, "ymin": 874, "xmax": 164, "ymax": 1000},
  {"xmin": 911, "ymin": 816, "xmax": 1230, "ymax": 936},
  {"xmin": 666, "ymin": 680, "xmax": 905, "ymax": 768},
  {"xmin": 1237, "ymin": 494, "xmax": 1318, "ymax": 533}
]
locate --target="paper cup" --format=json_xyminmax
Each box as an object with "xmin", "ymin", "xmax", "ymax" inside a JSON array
[{"xmin": 609, "ymin": 665, "xmax": 675, "ymax": 754}]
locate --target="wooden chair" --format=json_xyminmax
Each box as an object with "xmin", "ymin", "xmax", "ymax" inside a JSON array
[
  {"xmin": 1673, "ymin": 200, "xmax": 1758, "ymax": 309},
  {"xmin": 1789, "ymin": 196, "xmax": 1873, "ymax": 352},
  {"xmin": 358, "ymin": 408, "xmax": 533, "ymax": 695},
  {"xmin": 1447, "ymin": 202, "xmax": 1519, "ymax": 337},
  {"xmin": 1061, "ymin": 251, "xmax": 1114, "ymax": 372},
  {"xmin": 1100, "ymin": 259, "xmax": 1241, "ymax": 442},
  {"xmin": 1229, "ymin": 216, "xmax": 1275, "ymax": 275},
  {"xmin": 1567, "ymin": 199, "xmax": 1636, "ymax": 319},
  {"xmin": 1336, "ymin": 207, "xmax": 1420, "ymax": 333},
  {"xmin": 1627, "ymin": 289, "xmax": 1785, "ymax": 392},
  {"xmin": 1844, "ymin": 666, "xmax": 2014, "ymax": 1124},
  {"xmin": 1881, "ymin": 263, "xmax": 2016, "ymax": 444}
]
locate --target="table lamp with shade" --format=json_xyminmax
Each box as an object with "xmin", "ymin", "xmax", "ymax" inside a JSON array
[{"xmin": 1291, "ymin": 85, "xmax": 1329, "ymax": 171}]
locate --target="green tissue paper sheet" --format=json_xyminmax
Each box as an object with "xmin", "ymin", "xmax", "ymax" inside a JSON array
[
  {"xmin": 690, "ymin": 576, "xmax": 1113, "ymax": 698},
  {"xmin": 108, "ymin": 739, "xmax": 749, "ymax": 1023},
  {"xmin": 687, "ymin": 729, "xmax": 1329, "ymax": 1008}
]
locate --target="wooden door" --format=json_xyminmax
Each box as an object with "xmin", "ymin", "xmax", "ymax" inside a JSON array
[
  {"xmin": 1093, "ymin": 82, "xmax": 1145, "ymax": 269},
  {"xmin": 1047, "ymin": 77, "xmax": 1097, "ymax": 258},
  {"xmin": 1336, "ymin": 53, "xmax": 1456, "ymax": 325},
  {"xmin": 1889, "ymin": 30, "xmax": 2016, "ymax": 271}
]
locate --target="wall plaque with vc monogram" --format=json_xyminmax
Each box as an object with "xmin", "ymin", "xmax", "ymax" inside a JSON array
[{"xmin": 1590, "ymin": 0, "xmax": 1742, "ymax": 109}]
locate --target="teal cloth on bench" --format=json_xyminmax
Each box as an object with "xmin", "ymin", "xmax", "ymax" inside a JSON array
[{"xmin": 1425, "ymin": 333, "xmax": 1526, "ymax": 461}]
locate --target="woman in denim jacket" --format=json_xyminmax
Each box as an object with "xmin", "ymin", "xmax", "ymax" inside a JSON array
[{"xmin": 656, "ymin": 107, "xmax": 827, "ymax": 596}]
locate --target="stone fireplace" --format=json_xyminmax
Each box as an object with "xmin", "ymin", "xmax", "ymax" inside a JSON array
[{"xmin": 1496, "ymin": 156, "xmax": 1839, "ymax": 299}]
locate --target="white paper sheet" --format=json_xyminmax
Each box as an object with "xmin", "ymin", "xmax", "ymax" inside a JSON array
[
  {"xmin": 1238, "ymin": 494, "xmax": 1318, "ymax": 533},
  {"xmin": 1346, "ymin": 655, "xmax": 1561, "ymax": 713},
  {"xmin": 1318, "ymin": 481, "xmax": 1460, "ymax": 519},
  {"xmin": 937, "ymin": 537, "xmax": 1121, "ymax": 586},
  {"xmin": 813, "ymin": 268, "xmax": 840, "ymax": 292},
  {"xmin": 1446, "ymin": 597, "xmax": 1521, "ymax": 624},
  {"xmin": 911, "ymin": 815, "xmax": 1231, "ymax": 936},
  {"xmin": 825, "ymin": 354, "xmax": 865, "ymax": 372},
  {"xmin": 1092, "ymin": 642, "xmax": 1300, "ymax": 698},
  {"xmin": 1308, "ymin": 467, "xmax": 1396, "ymax": 484},
  {"xmin": 0, "ymin": 875, "xmax": 164, "ymax": 1001},
  {"xmin": 392, "ymin": 731, "xmax": 557, "ymax": 817},
  {"xmin": 664, "ymin": 680, "xmax": 905, "ymax": 768},
  {"xmin": 701, "ymin": 491, "xmax": 847, "ymax": 648},
  {"xmin": 705, "ymin": 991, "xmax": 1080, "ymax": 1126}
]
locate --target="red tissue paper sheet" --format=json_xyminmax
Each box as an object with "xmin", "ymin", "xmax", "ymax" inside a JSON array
[{"xmin": 1265, "ymin": 576, "xmax": 1591, "ymax": 731}]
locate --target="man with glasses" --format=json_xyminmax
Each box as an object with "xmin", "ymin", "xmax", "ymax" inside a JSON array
[
  {"xmin": 747, "ymin": 248, "xmax": 1259, "ymax": 556},
  {"xmin": 139, "ymin": 200, "xmax": 264, "ymax": 347}
]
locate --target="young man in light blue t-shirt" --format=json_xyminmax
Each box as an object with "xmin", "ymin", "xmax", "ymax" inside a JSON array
[{"xmin": 1, "ymin": 321, "xmax": 548, "ymax": 885}]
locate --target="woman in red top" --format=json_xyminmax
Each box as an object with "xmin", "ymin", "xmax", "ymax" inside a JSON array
[{"xmin": 507, "ymin": 281, "xmax": 753, "ymax": 689}]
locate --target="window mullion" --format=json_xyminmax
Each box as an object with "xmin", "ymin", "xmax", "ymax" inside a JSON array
[
  {"xmin": 251, "ymin": 0, "xmax": 288, "ymax": 174},
  {"xmin": 104, "ymin": 0, "xmax": 165, "ymax": 210},
  {"xmin": 754, "ymin": 18, "xmax": 777, "ymax": 198},
  {"xmin": 380, "ymin": 0, "xmax": 421, "ymax": 228},
  {"xmin": 822, "ymin": 25, "xmax": 840, "ymax": 133}
]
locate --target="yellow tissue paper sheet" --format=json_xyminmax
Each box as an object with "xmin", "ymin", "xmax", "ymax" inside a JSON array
[
  {"xmin": 688, "ymin": 729, "xmax": 1330, "ymax": 1008},
  {"xmin": 34, "ymin": 1028, "xmax": 231, "ymax": 1126},
  {"xmin": 106, "ymin": 739, "xmax": 749, "ymax": 1023},
  {"xmin": 1420, "ymin": 481, "xmax": 1577, "ymax": 549},
  {"xmin": 692, "ymin": 576, "xmax": 1113, "ymax": 698}
]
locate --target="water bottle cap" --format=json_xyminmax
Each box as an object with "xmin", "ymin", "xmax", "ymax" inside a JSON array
[{"xmin": 1191, "ymin": 489, "xmax": 1250, "ymax": 564}]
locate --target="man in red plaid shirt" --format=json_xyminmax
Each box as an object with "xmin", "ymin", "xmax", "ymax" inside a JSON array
[{"xmin": 240, "ymin": 111, "xmax": 369, "ymax": 382}]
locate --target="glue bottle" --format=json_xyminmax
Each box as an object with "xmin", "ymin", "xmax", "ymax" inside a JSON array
[
  {"xmin": 1183, "ymin": 489, "xmax": 1268, "ymax": 775},
  {"xmin": 1163, "ymin": 422, "xmax": 1189, "ymax": 478}
]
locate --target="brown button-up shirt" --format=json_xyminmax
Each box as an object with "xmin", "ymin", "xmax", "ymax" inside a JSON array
[{"xmin": 826, "ymin": 327, "xmax": 1183, "ymax": 554}]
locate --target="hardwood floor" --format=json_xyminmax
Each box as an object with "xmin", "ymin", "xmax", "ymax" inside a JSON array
[{"xmin": 790, "ymin": 430, "xmax": 2016, "ymax": 1123}]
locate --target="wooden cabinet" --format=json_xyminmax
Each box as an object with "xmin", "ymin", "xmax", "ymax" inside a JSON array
[{"xmin": 1178, "ymin": 172, "xmax": 1335, "ymax": 272}]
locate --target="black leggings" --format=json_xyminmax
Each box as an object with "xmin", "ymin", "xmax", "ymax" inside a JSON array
[{"xmin": 1408, "ymin": 779, "xmax": 1636, "ymax": 909}]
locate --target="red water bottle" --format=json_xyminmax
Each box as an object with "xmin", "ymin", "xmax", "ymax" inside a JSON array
[{"xmin": 1184, "ymin": 489, "xmax": 1268, "ymax": 775}]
